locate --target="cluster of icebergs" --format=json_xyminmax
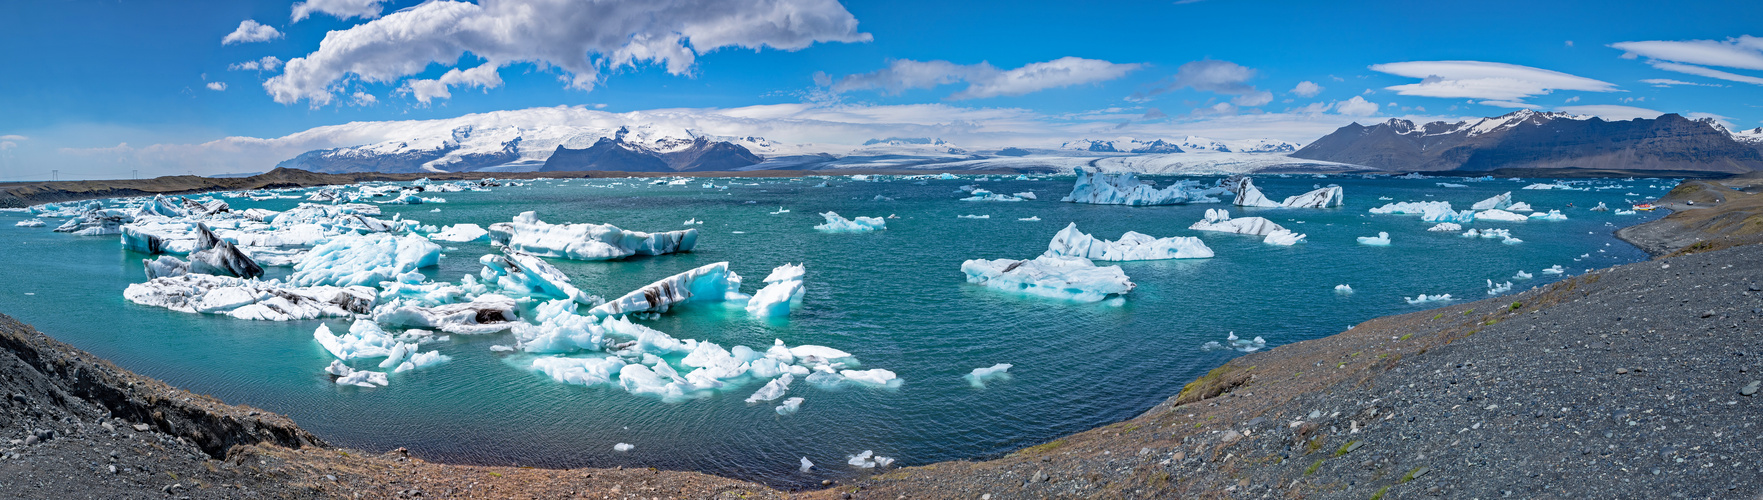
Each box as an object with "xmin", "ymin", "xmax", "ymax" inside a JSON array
[{"xmin": 1061, "ymin": 169, "xmax": 1223, "ymax": 206}]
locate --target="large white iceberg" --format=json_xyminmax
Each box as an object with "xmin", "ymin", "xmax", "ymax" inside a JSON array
[
  {"xmin": 488, "ymin": 211, "xmax": 696, "ymax": 261},
  {"xmin": 1188, "ymin": 209, "xmax": 1286, "ymax": 236},
  {"xmin": 124, "ymin": 274, "xmax": 376, "ymax": 321},
  {"xmin": 1231, "ymin": 177, "xmax": 1343, "ymax": 209},
  {"xmin": 1471, "ymin": 192, "xmax": 1514, "ymax": 211},
  {"xmin": 288, "ymin": 233, "xmax": 441, "ymax": 287},
  {"xmin": 1043, "ymin": 223, "xmax": 1213, "ymax": 260},
  {"xmin": 746, "ymin": 264, "xmax": 806, "ymax": 318},
  {"xmin": 1061, "ymin": 168, "xmax": 1220, "ymax": 206},
  {"xmin": 960, "ymin": 255, "xmax": 1134, "ymax": 302},
  {"xmin": 589, "ymin": 262, "xmax": 747, "ymax": 317},
  {"xmin": 1475, "ymin": 209, "xmax": 1529, "ymax": 222},
  {"xmin": 814, "ymin": 212, "xmax": 887, "ymax": 232},
  {"xmin": 1281, "ymin": 185, "xmax": 1345, "ymax": 208}
]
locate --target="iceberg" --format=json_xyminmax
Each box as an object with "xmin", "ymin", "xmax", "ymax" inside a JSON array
[
  {"xmin": 1513, "ymin": 270, "xmax": 1533, "ymax": 280},
  {"xmin": 1262, "ymin": 229, "xmax": 1306, "ymax": 246},
  {"xmin": 957, "ymin": 214, "xmax": 990, "ymax": 219},
  {"xmin": 1334, "ymin": 284, "xmax": 1353, "ymax": 294},
  {"xmin": 1200, "ymin": 332, "xmax": 1266, "ymax": 352},
  {"xmin": 373, "ymin": 294, "xmax": 518, "ymax": 335},
  {"xmin": 488, "ymin": 211, "xmax": 697, "ymax": 261},
  {"xmin": 1528, "ymin": 210, "xmax": 1568, "ymax": 221},
  {"xmin": 186, "ymin": 223, "xmax": 264, "ymax": 279},
  {"xmin": 1018, "ymin": 216, "xmax": 1041, "ymax": 222},
  {"xmin": 1369, "ymin": 201, "xmax": 1452, "ymax": 215},
  {"xmin": 1506, "ymin": 202, "xmax": 1533, "ymax": 212},
  {"xmin": 531, "ymin": 356, "xmax": 626, "ymax": 386},
  {"xmin": 1356, "ymin": 232, "xmax": 1391, "ymax": 246},
  {"xmin": 289, "ymin": 233, "xmax": 440, "ymax": 287},
  {"xmin": 1013, "ymin": 191, "xmax": 1037, "ymax": 200},
  {"xmin": 1280, "ymin": 185, "xmax": 1344, "ymax": 208},
  {"xmin": 1471, "ymin": 192, "xmax": 1513, "ymax": 211},
  {"xmin": 428, "ymin": 223, "xmax": 488, "ymax": 242},
  {"xmin": 1475, "ymin": 209, "xmax": 1529, "ymax": 222},
  {"xmin": 963, "ymin": 363, "xmax": 1013, "ymax": 388},
  {"xmin": 1427, "ymin": 222, "xmax": 1462, "ymax": 232},
  {"xmin": 960, "ymin": 255, "xmax": 1134, "ymax": 302},
  {"xmin": 937, "ymin": 173, "xmax": 957, "ymax": 180},
  {"xmin": 1043, "ymin": 223, "xmax": 1213, "ymax": 261},
  {"xmin": 746, "ymin": 264, "xmax": 806, "ymax": 318},
  {"xmin": 1231, "ymin": 177, "xmax": 1282, "ymax": 207},
  {"xmin": 1422, "ymin": 208, "xmax": 1475, "ymax": 224},
  {"xmin": 1188, "ymin": 209, "xmax": 1286, "ymax": 236},
  {"xmin": 776, "ymin": 397, "xmax": 804, "ymax": 415},
  {"xmin": 313, "ymin": 321, "xmax": 413, "ymax": 361},
  {"xmin": 813, "ymin": 212, "xmax": 886, "ymax": 232},
  {"xmin": 589, "ymin": 262, "xmax": 747, "ymax": 317},
  {"xmin": 327, "ymin": 362, "xmax": 389, "ymax": 388},
  {"xmin": 14, "ymin": 219, "xmax": 44, "ymax": 227},
  {"xmin": 1061, "ymin": 168, "xmax": 1219, "ymax": 206},
  {"xmin": 800, "ymin": 457, "xmax": 813, "ymax": 472},
  {"xmin": 477, "ymin": 251, "xmax": 600, "ymax": 305},
  {"xmin": 124, "ymin": 274, "xmax": 375, "ymax": 321},
  {"xmin": 840, "ymin": 369, "xmax": 899, "ymax": 387},
  {"xmin": 745, "ymin": 373, "xmax": 794, "ymax": 402},
  {"xmin": 1404, "ymin": 294, "xmax": 1453, "ymax": 304},
  {"xmin": 613, "ymin": 443, "xmax": 634, "ymax": 452},
  {"xmin": 1541, "ymin": 265, "xmax": 1565, "ymax": 275},
  {"xmin": 1522, "ymin": 183, "xmax": 1574, "ymax": 190},
  {"xmin": 960, "ymin": 189, "xmax": 1025, "ymax": 202},
  {"xmin": 1486, "ymin": 280, "xmax": 1513, "ymax": 295},
  {"xmin": 846, "ymin": 450, "xmax": 895, "ymax": 469},
  {"xmin": 142, "ymin": 255, "xmax": 190, "ymax": 279},
  {"xmin": 270, "ymin": 203, "xmax": 402, "ymax": 233}
]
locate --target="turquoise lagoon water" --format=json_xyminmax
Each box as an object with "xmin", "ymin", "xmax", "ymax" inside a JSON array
[{"xmin": 0, "ymin": 174, "xmax": 1669, "ymax": 487}]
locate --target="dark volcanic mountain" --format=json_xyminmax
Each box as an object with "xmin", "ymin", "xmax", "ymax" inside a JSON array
[
  {"xmin": 541, "ymin": 129, "xmax": 762, "ymax": 172},
  {"xmin": 1291, "ymin": 110, "xmax": 1763, "ymax": 173}
]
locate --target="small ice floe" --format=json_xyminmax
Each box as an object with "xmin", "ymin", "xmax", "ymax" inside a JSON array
[
  {"xmin": 683, "ymin": 218, "xmax": 704, "ymax": 225},
  {"xmin": 1018, "ymin": 216, "xmax": 1041, "ymax": 221},
  {"xmin": 814, "ymin": 212, "xmax": 886, "ymax": 232},
  {"xmin": 427, "ymin": 223, "xmax": 488, "ymax": 243},
  {"xmin": 1614, "ymin": 209, "xmax": 1637, "ymax": 215},
  {"xmin": 1589, "ymin": 202, "xmax": 1610, "ymax": 212},
  {"xmin": 963, "ymin": 363, "xmax": 1013, "ymax": 388},
  {"xmin": 614, "ymin": 443, "xmax": 634, "ymax": 452},
  {"xmin": 1475, "ymin": 209, "xmax": 1528, "ymax": 222},
  {"xmin": 1427, "ymin": 222, "xmax": 1462, "ymax": 232},
  {"xmin": 325, "ymin": 361, "xmax": 389, "ymax": 388},
  {"xmin": 1541, "ymin": 265, "xmax": 1565, "ymax": 274},
  {"xmin": 1404, "ymin": 294, "xmax": 1453, "ymax": 304},
  {"xmin": 1263, "ymin": 229, "xmax": 1306, "ymax": 246},
  {"xmin": 958, "ymin": 214, "xmax": 990, "ymax": 219},
  {"xmin": 775, "ymin": 397, "xmax": 804, "ymax": 416},
  {"xmin": 1378, "ymin": 196, "xmax": 1394, "ymax": 200},
  {"xmin": 846, "ymin": 450, "xmax": 894, "ymax": 469},
  {"xmin": 1528, "ymin": 210, "xmax": 1568, "ymax": 221},
  {"xmin": 873, "ymin": 195, "xmax": 894, "ymax": 201},
  {"xmin": 799, "ymin": 457, "xmax": 814, "ymax": 472},
  {"xmin": 1335, "ymin": 284, "xmax": 1353, "ymax": 294},
  {"xmin": 1014, "ymin": 191, "xmax": 1037, "ymax": 200},
  {"xmin": 1357, "ymin": 232, "xmax": 1391, "ymax": 246},
  {"xmin": 1190, "ymin": 209, "xmax": 1286, "ymax": 236},
  {"xmin": 1201, "ymin": 332, "xmax": 1266, "ymax": 352},
  {"xmin": 1486, "ymin": 280, "xmax": 1513, "ymax": 295},
  {"xmin": 770, "ymin": 207, "xmax": 790, "ymax": 214},
  {"xmin": 961, "ymin": 255, "xmax": 1133, "ymax": 302},
  {"xmin": 14, "ymin": 219, "xmax": 44, "ymax": 227},
  {"xmin": 1513, "ymin": 270, "xmax": 1533, "ymax": 280},
  {"xmin": 1436, "ymin": 183, "xmax": 1467, "ymax": 188}
]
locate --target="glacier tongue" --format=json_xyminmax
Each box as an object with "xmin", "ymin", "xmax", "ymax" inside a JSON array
[
  {"xmin": 1043, "ymin": 223, "xmax": 1213, "ymax": 261},
  {"xmin": 488, "ymin": 211, "xmax": 696, "ymax": 261},
  {"xmin": 960, "ymin": 255, "xmax": 1134, "ymax": 302}
]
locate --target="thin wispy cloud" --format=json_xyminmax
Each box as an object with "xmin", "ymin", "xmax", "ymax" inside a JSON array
[
  {"xmin": 1612, "ymin": 36, "xmax": 1763, "ymax": 86},
  {"xmin": 1132, "ymin": 60, "xmax": 1273, "ymax": 108},
  {"xmin": 1369, "ymin": 60, "xmax": 1617, "ymax": 102},
  {"xmin": 828, "ymin": 57, "xmax": 1141, "ymax": 99}
]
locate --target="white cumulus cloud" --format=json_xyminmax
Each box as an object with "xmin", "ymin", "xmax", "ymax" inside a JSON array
[
  {"xmin": 264, "ymin": 0, "xmax": 872, "ymax": 106},
  {"xmin": 1334, "ymin": 96, "xmax": 1378, "ymax": 116},
  {"xmin": 398, "ymin": 64, "xmax": 505, "ymax": 103},
  {"xmin": 1369, "ymin": 60, "xmax": 1617, "ymax": 102},
  {"xmin": 1290, "ymin": 80, "xmax": 1322, "ymax": 97},
  {"xmin": 206, "ymin": 82, "xmax": 227, "ymax": 91},
  {"xmin": 292, "ymin": 0, "xmax": 388, "ymax": 22},
  {"xmin": 230, "ymin": 56, "xmax": 285, "ymax": 72},
  {"xmin": 222, "ymin": 20, "xmax": 283, "ymax": 45},
  {"xmin": 830, "ymin": 57, "xmax": 1140, "ymax": 99},
  {"xmin": 351, "ymin": 92, "xmax": 378, "ymax": 106}
]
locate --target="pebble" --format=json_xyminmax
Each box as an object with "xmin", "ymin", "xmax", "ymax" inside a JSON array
[
  {"xmin": 132, "ymin": 424, "xmax": 150, "ymax": 432},
  {"xmin": 1032, "ymin": 470, "xmax": 1049, "ymax": 483},
  {"xmin": 1701, "ymin": 310, "xmax": 1715, "ymax": 318},
  {"xmin": 1616, "ymin": 368, "xmax": 1628, "ymax": 374},
  {"xmin": 1742, "ymin": 381, "xmax": 1760, "ymax": 397}
]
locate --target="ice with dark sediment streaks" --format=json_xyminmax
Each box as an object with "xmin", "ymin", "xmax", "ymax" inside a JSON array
[
  {"xmin": 588, "ymin": 262, "xmax": 748, "ymax": 317},
  {"xmin": 488, "ymin": 211, "xmax": 696, "ymax": 261}
]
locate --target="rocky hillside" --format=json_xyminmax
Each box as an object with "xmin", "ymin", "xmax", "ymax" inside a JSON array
[
  {"xmin": 1292, "ymin": 110, "xmax": 1763, "ymax": 173},
  {"xmin": 540, "ymin": 133, "xmax": 763, "ymax": 172}
]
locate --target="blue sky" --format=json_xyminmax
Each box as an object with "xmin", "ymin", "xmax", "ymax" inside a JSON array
[{"xmin": 2, "ymin": 0, "xmax": 1761, "ymax": 178}]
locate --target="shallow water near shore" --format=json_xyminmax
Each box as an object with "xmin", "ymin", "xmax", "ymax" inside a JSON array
[{"xmin": 0, "ymin": 174, "xmax": 1667, "ymax": 488}]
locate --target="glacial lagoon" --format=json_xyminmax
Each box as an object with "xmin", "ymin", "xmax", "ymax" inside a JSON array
[{"xmin": 0, "ymin": 173, "xmax": 1668, "ymax": 487}]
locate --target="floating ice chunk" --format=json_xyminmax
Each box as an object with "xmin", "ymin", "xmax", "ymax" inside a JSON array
[
  {"xmin": 314, "ymin": 321, "xmax": 406, "ymax": 361},
  {"xmin": 1589, "ymin": 202, "xmax": 1610, "ymax": 212},
  {"xmin": 1335, "ymin": 284, "xmax": 1353, "ymax": 294},
  {"xmin": 775, "ymin": 397, "xmax": 804, "ymax": 415},
  {"xmin": 957, "ymin": 214, "xmax": 990, "ymax": 219},
  {"xmin": 1369, "ymin": 201, "xmax": 1452, "ymax": 215},
  {"xmin": 14, "ymin": 219, "xmax": 44, "ymax": 227},
  {"xmin": 746, "ymin": 264, "xmax": 806, "ymax": 318},
  {"xmin": 1200, "ymin": 332, "xmax": 1266, "ymax": 352},
  {"xmin": 124, "ymin": 274, "xmax": 375, "ymax": 321},
  {"xmin": 270, "ymin": 203, "xmax": 401, "ymax": 233},
  {"xmin": 428, "ymin": 224, "xmax": 488, "ymax": 242},
  {"xmin": 1486, "ymin": 280, "xmax": 1513, "ymax": 295},
  {"xmin": 960, "ymin": 255, "xmax": 1134, "ymax": 302},
  {"xmin": 1262, "ymin": 229, "xmax": 1306, "ymax": 246},
  {"xmin": 799, "ymin": 457, "xmax": 813, "ymax": 472},
  {"xmin": 487, "ymin": 211, "xmax": 696, "ymax": 261},
  {"xmin": 683, "ymin": 218, "xmax": 704, "ymax": 225},
  {"xmin": 1427, "ymin": 222, "xmax": 1462, "ymax": 232},
  {"xmin": 960, "ymin": 189, "xmax": 1025, "ymax": 202},
  {"xmin": 1522, "ymin": 183, "xmax": 1574, "ymax": 190},
  {"xmin": 395, "ymin": 351, "xmax": 450, "ymax": 373},
  {"xmin": 814, "ymin": 212, "xmax": 886, "ymax": 232},
  {"xmin": 1231, "ymin": 178, "xmax": 1282, "ymax": 207},
  {"xmin": 477, "ymin": 251, "xmax": 600, "ymax": 305},
  {"xmin": 1281, "ymin": 185, "xmax": 1344, "ymax": 208},
  {"xmin": 1423, "ymin": 208, "xmax": 1475, "ymax": 224},
  {"xmin": 142, "ymin": 255, "xmax": 191, "ymax": 279},
  {"xmin": 1044, "ymin": 223, "xmax": 1213, "ymax": 261},
  {"xmin": 614, "ymin": 443, "xmax": 634, "ymax": 452},
  {"xmin": 512, "ymin": 299, "xmax": 607, "ymax": 353},
  {"xmin": 1475, "ymin": 209, "xmax": 1529, "ymax": 222},
  {"xmin": 964, "ymin": 363, "xmax": 1013, "ymax": 388},
  {"xmin": 1507, "ymin": 202, "xmax": 1534, "ymax": 212},
  {"xmin": 335, "ymin": 369, "xmax": 389, "ymax": 388},
  {"xmin": 1061, "ymin": 168, "xmax": 1220, "ymax": 206},
  {"xmin": 187, "ymin": 223, "xmax": 264, "ymax": 279},
  {"xmin": 1436, "ymin": 183, "xmax": 1467, "ymax": 188},
  {"xmin": 1014, "ymin": 191, "xmax": 1037, "ymax": 200},
  {"xmin": 872, "ymin": 195, "xmax": 894, "ymax": 201},
  {"xmin": 531, "ymin": 355, "xmax": 626, "ymax": 386},
  {"xmin": 1189, "ymin": 209, "xmax": 1285, "ymax": 236},
  {"xmin": 840, "ymin": 369, "xmax": 899, "ymax": 387},
  {"xmin": 589, "ymin": 262, "xmax": 746, "ymax": 317},
  {"xmin": 847, "ymin": 450, "xmax": 895, "ymax": 468},
  {"xmin": 1404, "ymin": 294, "xmax": 1453, "ymax": 304},
  {"xmin": 1018, "ymin": 216, "xmax": 1041, "ymax": 221},
  {"xmin": 1356, "ymin": 232, "xmax": 1391, "ymax": 246},
  {"xmin": 1528, "ymin": 210, "xmax": 1568, "ymax": 221},
  {"xmin": 1614, "ymin": 209, "xmax": 1636, "ymax": 215},
  {"xmin": 289, "ymin": 233, "xmax": 440, "ymax": 287},
  {"xmin": 745, "ymin": 373, "xmax": 794, "ymax": 402},
  {"xmin": 937, "ymin": 173, "xmax": 957, "ymax": 180},
  {"xmin": 373, "ymin": 294, "xmax": 517, "ymax": 335},
  {"xmin": 770, "ymin": 207, "xmax": 790, "ymax": 214},
  {"xmin": 1541, "ymin": 265, "xmax": 1564, "ymax": 275}
]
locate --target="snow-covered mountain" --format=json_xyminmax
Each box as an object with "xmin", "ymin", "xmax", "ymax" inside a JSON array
[
  {"xmin": 1059, "ymin": 136, "xmax": 1300, "ymax": 154},
  {"xmin": 540, "ymin": 127, "xmax": 765, "ymax": 172},
  {"xmin": 275, "ymin": 122, "xmax": 780, "ymax": 174},
  {"xmin": 1734, "ymin": 126, "xmax": 1763, "ymax": 147}
]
